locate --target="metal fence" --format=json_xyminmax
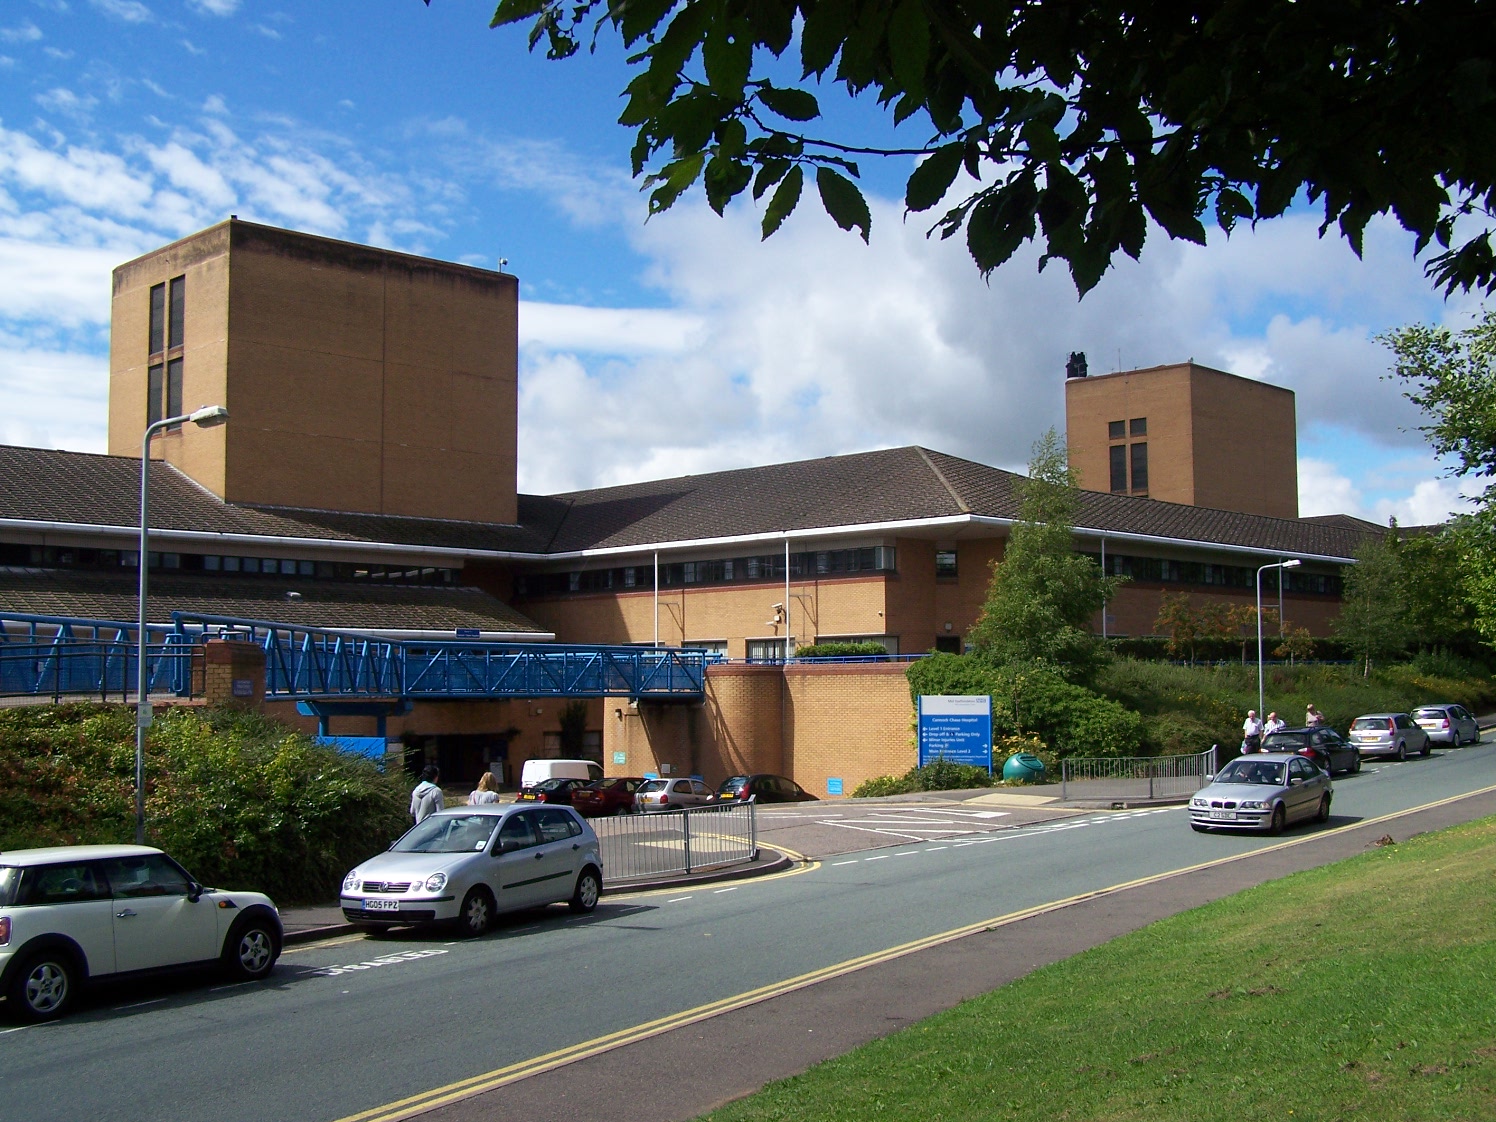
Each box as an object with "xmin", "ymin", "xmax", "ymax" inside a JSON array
[
  {"xmin": 0, "ymin": 641, "xmax": 195, "ymax": 701},
  {"xmin": 591, "ymin": 801, "xmax": 758, "ymax": 882},
  {"xmin": 1060, "ymin": 745, "xmax": 1220, "ymax": 801}
]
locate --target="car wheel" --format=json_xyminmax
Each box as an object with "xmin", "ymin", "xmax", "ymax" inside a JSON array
[
  {"xmin": 569, "ymin": 868, "xmax": 602, "ymax": 914},
  {"xmin": 457, "ymin": 887, "xmax": 494, "ymax": 937},
  {"xmin": 1315, "ymin": 793, "xmax": 1331, "ymax": 823},
  {"xmin": 1396, "ymin": 742, "xmax": 1407, "ymax": 762},
  {"xmin": 1353, "ymin": 752, "xmax": 1362, "ymax": 774},
  {"xmin": 1420, "ymin": 739, "xmax": 1431, "ymax": 757},
  {"xmin": 1267, "ymin": 804, "xmax": 1286, "ymax": 836},
  {"xmin": 224, "ymin": 917, "xmax": 279, "ymax": 981},
  {"xmin": 8, "ymin": 949, "xmax": 76, "ymax": 1022}
]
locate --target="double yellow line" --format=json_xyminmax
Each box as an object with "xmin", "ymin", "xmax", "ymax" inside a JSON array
[{"xmin": 335, "ymin": 785, "xmax": 1496, "ymax": 1122}]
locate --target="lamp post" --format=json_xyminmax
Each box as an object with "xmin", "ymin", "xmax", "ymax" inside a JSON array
[
  {"xmin": 1256, "ymin": 558, "xmax": 1302, "ymax": 721},
  {"xmin": 136, "ymin": 405, "xmax": 228, "ymax": 844}
]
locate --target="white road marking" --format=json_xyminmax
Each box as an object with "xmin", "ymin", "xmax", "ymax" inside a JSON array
[
  {"xmin": 926, "ymin": 846, "xmax": 948, "ymax": 852},
  {"xmin": 115, "ymin": 998, "xmax": 166, "ymax": 1010},
  {"xmin": 864, "ymin": 855, "xmax": 891, "ymax": 861},
  {"xmin": 314, "ymin": 948, "xmax": 449, "ymax": 977},
  {"xmin": 667, "ymin": 896, "xmax": 694, "ymax": 903},
  {"xmin": 831, "ymin": 860, "xmax": 859, "ymax": 866},
  {"xmin": 0, "ymin": 1025, "xmax": 36, "ymax": 1035},
  {"xmin": 713, "ymin": 887, "xmax": 738, "ymax": 894},
  {"xmin": 894, "ymin": 851, "xmax": 918, "ymax": 857}
]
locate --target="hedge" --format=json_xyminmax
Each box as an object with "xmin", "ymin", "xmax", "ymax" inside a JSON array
[{"xmin": 0, "ymin": 704, "xmax": 409, "ymax": 904}]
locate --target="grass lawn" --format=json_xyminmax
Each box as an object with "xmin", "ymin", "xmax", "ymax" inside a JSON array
[{"xmin": 703, "ymin": 818, "xmax": 1496, "ymax": 1122}]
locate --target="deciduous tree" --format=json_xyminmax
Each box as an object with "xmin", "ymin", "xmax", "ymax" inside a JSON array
[
  {"xmin": 478, "ymin": 0, "xmax": 1496, "ymax": 297},
  {"xmin": 966, "ymin": 430, "xmax": 1122, "ymax": 680}
]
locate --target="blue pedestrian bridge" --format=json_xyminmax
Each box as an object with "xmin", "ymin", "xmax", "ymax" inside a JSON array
[{"xmin": 0, "ymin": 612, "xmax": 708, "ymax": 703}]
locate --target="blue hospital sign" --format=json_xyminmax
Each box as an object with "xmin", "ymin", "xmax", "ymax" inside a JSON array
[{"xmin": 917, "ymin": 695, "xmax": 993, "ymax": 771}]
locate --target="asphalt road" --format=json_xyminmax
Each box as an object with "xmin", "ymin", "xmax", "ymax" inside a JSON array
[{"xmin": 5, "ymin": 741, "xmax": 1494, "ymax": 1122}]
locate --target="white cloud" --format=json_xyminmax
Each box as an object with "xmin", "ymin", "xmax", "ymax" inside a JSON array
[
  {"xmin": 0, "ymin": 239, "xmax": 120, "ymax": 326},
  {"xmin": 252, "ymin": 24, "xmax": 280, "ymax": 40},
  {"xmin": 520, "ymin": 303, "xmax": 704, "ymax": 354},
  {"xmin": 181, "ymin": 38, "xmax": 205, "ymax": 56},
  {"xmin": 1298, "ymin": 458, "xmax": 1365, "ymax": 519},
  {"xmin": 186, "ymin": 0, "xmax": 238, "ymax": 14},
  {"xmin": 0, "ymin": 339, "xmax": 108, "ymax": 451},
  {"xmin": 90, "ymin": 0, "xmax": 152, "ymax": 22},
  {"xmin": 36, "ymin": 88, "xmax": 100, "ymax": 120},
  {"xmin": 0, "ymin": 21, "xmax": 43, "ymax": 43}
]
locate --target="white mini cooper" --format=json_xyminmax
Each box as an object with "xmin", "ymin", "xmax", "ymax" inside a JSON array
[{"xmin": 0, "ymin": 844, "xmax": 282, "ymax": 1021}]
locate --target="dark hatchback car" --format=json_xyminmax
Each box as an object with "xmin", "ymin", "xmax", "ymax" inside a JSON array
[
  {"xmin": 718, "ymin": 774, "xmax": 819, "ymax": 804},
  {"xmin": 569, "ymin": 777, "xmax": 647, "ymax": 817},
  {"xmin": 1261, "ymin": 726, "xmax": 1362, "ymax": 775},
  {"xmin": 515, "ymin": 777, "xmax": 590, "ymax": 806}
]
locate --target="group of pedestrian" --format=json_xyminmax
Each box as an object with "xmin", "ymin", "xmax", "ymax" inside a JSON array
[
  {"xmin": 408, "ymin": 765, "xmax": 506, "ymax": 824},
  {"xmin": 1241, "ymin": 703, "xmax": 1325, "ymax": 752}
]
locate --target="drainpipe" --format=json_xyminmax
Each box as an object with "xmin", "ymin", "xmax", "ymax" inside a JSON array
[
  {"xmin": 784, "ymin": 535, "xmax": 791, "ymax": 659},
  {"xmin": 653, "ymin": 551, "xmax": 659, "ymax": 647},
  {"xmin": 1100, "ymin": 534, "xmax": 1107, "ymax": 638}
]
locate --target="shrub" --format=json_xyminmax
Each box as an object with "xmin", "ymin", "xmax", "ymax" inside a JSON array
[
  {"xmin": 850, "ymin": 759, "xmax": 995, "ymax": 798},
  {"xmin": 795, "ymin": 641, "xmax": 889, "ymax": 657},
  {"xmin": 0, "ymin": 703, "xmax": 409, "ymax": 904},
  {"xmin": 851, "ymin": 773, "xmax": 914, "ymax": 798}
]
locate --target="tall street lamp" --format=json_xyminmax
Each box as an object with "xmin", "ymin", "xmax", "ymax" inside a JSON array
[
  {"xmin": 136, "ymin": 405, "xmax": 228, "ymax": 844},
  {"xmin": 1256, "ymin": 558, "xmax": 1302, "ymax": 721}
]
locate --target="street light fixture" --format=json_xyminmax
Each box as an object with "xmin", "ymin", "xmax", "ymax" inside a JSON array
[
  {"xmin": 136, "ymin": 405, "xmax": 228, "ymax": 844},
  {"xmin": 1256, "ymin": 558, "xmax": 1302, "ymax": 721}
]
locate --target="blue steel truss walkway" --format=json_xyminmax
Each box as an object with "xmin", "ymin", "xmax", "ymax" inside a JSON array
[{"xmin": 0, "ymin": 611, "xmax": 707, "ymax": 702}]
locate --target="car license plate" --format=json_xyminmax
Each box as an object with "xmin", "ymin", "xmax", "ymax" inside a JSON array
[
  {"xmin": 1208, "ymin": 810, "xmax": 1236, "ymax": 821},
  {"xmin": 518, "ymin": 792, "xmax": 536, "ymax": 801},
  {"xmin": 362, "ymin": 899, "xmax": 399, "ymax": 912}
]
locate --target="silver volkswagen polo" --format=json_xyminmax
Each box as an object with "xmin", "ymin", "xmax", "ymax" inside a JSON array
[
  {"xmin": 340, "ymin": 805, "xmax": 602, "ymax": 936},
  {"xmin": 1188, "ymin": 753, "xmax": 1332, "ymax": 835}
]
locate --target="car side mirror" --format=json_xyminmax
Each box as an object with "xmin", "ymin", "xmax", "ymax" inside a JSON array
[
  {"xmin": 1290, "ymin": 778, "xmax": 1303, "ymax": 786},
  {"xmin": 187, "ymin": 881, "xmax": 204, "ymax": 902}
]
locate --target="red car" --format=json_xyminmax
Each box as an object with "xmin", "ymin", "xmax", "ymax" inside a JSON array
[{"xmin": 570, "ymin": 777, "xmax": 647, "ymax": 817}]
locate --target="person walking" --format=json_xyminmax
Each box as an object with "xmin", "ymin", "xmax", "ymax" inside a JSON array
[
  {"xmin": 410, "ymin": 764, "xmax": 444, "ymax": 823},
  {"xmin": 1305, "ymin": 703, "xmax": 1325, "ymax": 727},
  {"xmin": 1242, "ymin": 709, "xmax": 1263, "ymax": 753},
  {"xmin": 469, "ymin": 771, "xmax": 500, "ymax": 805}
]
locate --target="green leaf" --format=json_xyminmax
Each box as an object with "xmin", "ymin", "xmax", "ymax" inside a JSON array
[
  {"xmin": 615, "ymin": 0, "xmax": 680, "ymax": 47},
  {"xmin": 886, "ymin": 0, "xmax": 929, "ymax": 101},
  {"xmin": 752, "ymin": 157, "xmax": 791, "ymax": 201},
  {"xmin": 704, "ymin": 153, "xmax": 753, "ymax": 215},
  {"xmin": 816, "ymin": 166, "xmax": 871, "ymax": 241},
  {"xmin": 489, "ymin": 0, "xmax": 548, "ymax": 29},
  {"xmin": 647, "ymin": 152, "xmax": 705, "ymax": 214},
  {"xmin": 800, "ymin": 0, "xmax": 852, "ymax": 77},
  {"xmin": 757, "ymin": 85, "xmax": 821, "ymax": 122},
  {"xmin": 763, "ymin": 164, "xmax": 804, "ymax": 239},
  {"xmin": 703, "ymin": 23, "xmax": 752, "ymax": 96},
  {"xmin": 905, "ymin": 143, "xmax": 963, "ymax": 213}
]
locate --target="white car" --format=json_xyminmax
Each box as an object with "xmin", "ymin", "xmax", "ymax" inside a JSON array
[
  {"xmin": 0, "ymin": 844, "xmax": 282, "ymax": 1022},
  {"xmin": 340, "ymin": 804, "xmax": 603, "ymax": 935},
  {"xmin": 634, "ymin": 777, "xmax": 718, "ymax": 811}
]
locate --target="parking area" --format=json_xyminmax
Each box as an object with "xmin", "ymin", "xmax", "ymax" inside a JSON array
[{"xmin": 753, "ymin": 798, "xmax": 1080, "ymax": 859}]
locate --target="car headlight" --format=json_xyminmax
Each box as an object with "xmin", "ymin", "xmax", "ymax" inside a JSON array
[
  {"xmin": 424, "ymin": 873, "xmax": 447, "ymax": 892},
  {"xmin": 342, "ymin": 871, "xmax": 361, "ymax": 893},
  {"xmin": 1240, "ymin": 800, "xmax": 1267, "ymax": 810},
  {"xmin": 1189, "ymin": 798, "xmax": 1205, "ymax": 807}
]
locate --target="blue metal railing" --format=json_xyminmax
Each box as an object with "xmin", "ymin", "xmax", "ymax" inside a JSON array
[
  {"xmin": 0, "ymin": 613, "xmax": 196, "ymax": 699},
  {"xmin": 166, "ymin": 613, "xmax": 706, "ymax": 701}
]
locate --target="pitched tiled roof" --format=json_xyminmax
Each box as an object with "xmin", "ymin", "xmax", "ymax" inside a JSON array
[
  {"xmin": 0, "ymin": 443, "xmax": 1380, "ymax": 560},
  {"xmin": 540, "ymin": 447, "xmax": 1380, "ymax": 559},
  {"xmin": 0, "ymin": 445, "xmax": 554, "ymax": 552},
  {"xmin": 0, "ymin": 568, "xmax": 548, "ymax": 633}
]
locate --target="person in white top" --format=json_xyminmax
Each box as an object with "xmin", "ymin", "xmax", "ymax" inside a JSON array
[
  {"xmin": 1264, "ymin": 712, "xmax": 1286, "ymax": 736},
  {"xmin": 469, "ymin": 771, "xmax": 500, "ymax": 805},
  {"xmin": 1305, "ymin": 703, "xmax": 1325, "ymax": 727},
  {"xmin": 1242, "ymin": 710, "xmax": 1263, "ymax": 752},
  {"xmin": 409, "ymin": 765, "xmax": 444, "ymax": 823}
]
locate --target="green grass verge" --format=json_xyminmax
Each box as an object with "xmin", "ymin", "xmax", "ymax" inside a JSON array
[{"xmin": 703, "ymin": 818, "xmax": 1496, "ymax": 1121}]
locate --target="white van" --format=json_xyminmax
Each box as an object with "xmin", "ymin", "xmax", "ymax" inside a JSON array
[{"xmin": 519, "ymin": 758, "xmax": 604, "ymax": 790}]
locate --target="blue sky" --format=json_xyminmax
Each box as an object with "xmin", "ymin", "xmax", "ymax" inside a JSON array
[{"xmin": 0, "ymin": 0, "xmax": 1484, "ymax": 522}]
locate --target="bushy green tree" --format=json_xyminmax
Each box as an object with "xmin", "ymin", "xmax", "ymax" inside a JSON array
[
  {"xmin": 1334, "ymin": 532, "xmax": 1409, "ymax": 676},
  {"xmin": 1383, "ymin": 309, "xmax": 1496, "ymax": 646},
  {"xmin": 966, "ymin": 430, "xmax": 1122, "ymax": 681}
]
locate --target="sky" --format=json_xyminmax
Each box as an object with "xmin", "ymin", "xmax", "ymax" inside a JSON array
[{"xmin": 0, "ymin": 0, "xmax": 1486, "ymax": 524}]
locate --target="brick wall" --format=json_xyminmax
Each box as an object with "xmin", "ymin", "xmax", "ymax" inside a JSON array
[
  {"xmin": 603, "ymin": 661, "xmax": 914, "ymax": 798},
  {"xmin": 202, "ymin": 638, "xmax": 265, "ymax": 708}
]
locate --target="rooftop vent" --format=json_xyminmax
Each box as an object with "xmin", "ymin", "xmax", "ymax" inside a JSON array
[{"xmin": 1065, "ymin": 352, "xmax": 1088, "ymax": 379}]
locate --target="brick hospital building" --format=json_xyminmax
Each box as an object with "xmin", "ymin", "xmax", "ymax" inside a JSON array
[{"xmin": 0, "ymin": 221, "xmax": 1381, "ymax": 794}]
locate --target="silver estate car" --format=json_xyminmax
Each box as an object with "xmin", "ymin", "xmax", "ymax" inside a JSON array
[
  {"xmin": 1412, "ymin": 705, "xmax": 1481, "ymax": 746},
  {"xmin": 1189, "ymin": 753, "xmax": 1332, "ymax": 835},
  {"xmin": 1348, "ymin": 713, "xmax": 1430, "ymax": 760},
  {"xmin": 341, "ymin": 805, "xmax": 602, "ymax": 936}
]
